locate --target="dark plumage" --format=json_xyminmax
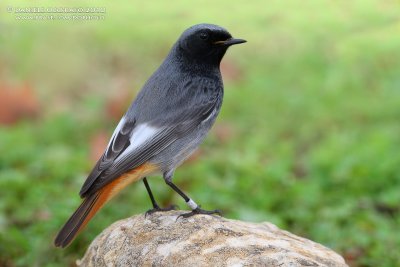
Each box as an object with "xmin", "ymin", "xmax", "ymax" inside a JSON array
[{"xmin": 55, "ymin": 23, "xmax": 246, "ymax": 248}]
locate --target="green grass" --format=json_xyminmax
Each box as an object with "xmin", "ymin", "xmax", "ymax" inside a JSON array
[{"xmin": 1, "ymin": 0, "xmax": 400, "ymax": 266}]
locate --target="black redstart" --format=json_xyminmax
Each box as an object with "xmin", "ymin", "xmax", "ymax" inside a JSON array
[{"xmin": 54, "ymin": 23, "xmax": 246, "ymax": 248}]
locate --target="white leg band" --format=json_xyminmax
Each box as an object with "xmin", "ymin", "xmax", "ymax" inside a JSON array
[{"xmin": 186, "ymin": 199, "xmax": 198, "ymax": 210}]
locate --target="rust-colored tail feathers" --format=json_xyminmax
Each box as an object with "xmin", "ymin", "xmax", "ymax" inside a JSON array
[
  {"xmin": 54, "ymin": 163, "xmax": 157, "ymax": 248},
  {"xmin": 54, "ymin": 190, "xmax": 103, "ymax": 248}
]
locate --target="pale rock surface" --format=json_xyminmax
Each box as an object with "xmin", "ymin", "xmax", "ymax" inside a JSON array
[{"xmin": 78, "ymin": 210, "xmax": 347, "ymax": 267}]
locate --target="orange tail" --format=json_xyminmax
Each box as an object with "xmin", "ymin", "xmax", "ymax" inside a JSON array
[{"xmin": 54, "ymin": 163, "xmax": 158, "ymax": 248}]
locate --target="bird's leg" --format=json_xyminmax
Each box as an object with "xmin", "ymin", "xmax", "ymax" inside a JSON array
[
  {"xmin": 163, "ymin": 171, "xmax": 221, "ymax": 218},
  {"xmin": 143, "ymin": 177, "xmax": 177, "ymax": 216},
  {"xmin": 143, "ymin": 177, "xmax": 159, "ymax": 208}
]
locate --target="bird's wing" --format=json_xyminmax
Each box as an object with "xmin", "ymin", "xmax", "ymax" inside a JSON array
[
  {"xmin": 79, "ymin": 117, "xmax": 135, "ymax": 197},
  {"xmin": 79, "ymin": 89, "xmax": 220, "ymax": 198}
]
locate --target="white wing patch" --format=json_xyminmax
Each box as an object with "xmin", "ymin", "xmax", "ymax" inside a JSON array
[
  {"xmin": 105, "ymin": 116, "xmax": 126, "ymax": 155},
  {"xmin": 115, "ymin": 123, "xmax": 159, "ymax": 162},
  {"xmin": 129, "ymin": 123, "xmax": 158, "ymax": 150},
  {"xmin": 202, "ymin": 108, "xmax": 217, "ymax": 124}
]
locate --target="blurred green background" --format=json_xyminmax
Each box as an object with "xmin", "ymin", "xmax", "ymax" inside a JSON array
[{"xmin": 1, "ymin": 0, "xmax": 400, "ymax": 266}]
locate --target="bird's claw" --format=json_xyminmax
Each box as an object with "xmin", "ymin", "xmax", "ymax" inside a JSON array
[
  {"xmin": 145, "ymin": 205, "xmax": 178, "ymax": 218},
  {"xmin": 177, "ymin": 207, "xmax": 222, "ymax": 220}
]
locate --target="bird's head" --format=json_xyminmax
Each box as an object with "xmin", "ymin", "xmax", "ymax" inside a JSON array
[{"xmin": 175, "ymin": 23, "xmax": 246, "ymax": 66}]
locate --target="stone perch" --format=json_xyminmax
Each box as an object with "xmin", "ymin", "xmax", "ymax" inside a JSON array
[{"xmin": 78, "ymin": 211, "xmax": 347, "ymax": 267}]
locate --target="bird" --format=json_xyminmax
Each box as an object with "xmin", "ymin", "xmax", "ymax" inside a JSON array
[{"xmin": 54, "ymin": 23, "xmax": 246, "ymax": 248}]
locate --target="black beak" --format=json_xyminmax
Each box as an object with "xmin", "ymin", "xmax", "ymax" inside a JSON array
[{"xmin": 214, "ymin": 38, "xmax": 247, "ymax": 47}]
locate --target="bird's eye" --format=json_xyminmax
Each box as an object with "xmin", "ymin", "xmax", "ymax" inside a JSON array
[{"xmin": 199, "ymin": 32, "xmax": 209, "ymax": 40}]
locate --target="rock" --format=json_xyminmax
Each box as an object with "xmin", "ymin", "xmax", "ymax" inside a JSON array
[{"xmin": 78, "ymin": 211, "xmax": 347, "ymax": 267}]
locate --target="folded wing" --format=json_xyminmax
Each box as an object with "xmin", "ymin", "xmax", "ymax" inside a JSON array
[{"xmin": 79, "ymin": 93, "xmax": 220, "ymax": 198}]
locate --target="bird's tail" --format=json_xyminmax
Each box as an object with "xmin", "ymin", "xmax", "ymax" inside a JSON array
[
  {"xmin": 54, "ymin": 163, "xmax": 158, "ymax": 248},
  {"xmin": 54, "ymin": 189, "xmax": 104, "ymax": 248}
]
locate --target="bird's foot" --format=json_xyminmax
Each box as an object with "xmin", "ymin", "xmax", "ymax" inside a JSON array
[
  {"xmin": 178, "ymin": 207, "xmax": 222, "ymax": 219},
  {"xmin": 145, "ymin": 205, "xmax": 178, "ymax": 217}
]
